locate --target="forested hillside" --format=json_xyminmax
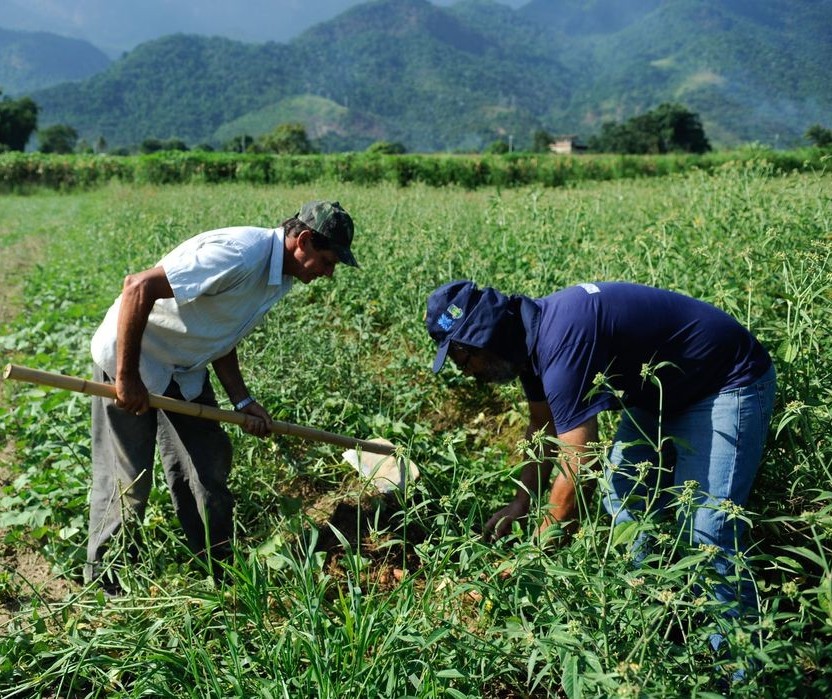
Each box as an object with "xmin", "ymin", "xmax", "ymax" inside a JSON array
[
  {"xmin": 26, "ymin": 36, "xmax": 295, "ymax": 149},
  {"xmin": 21, "ymin": 0, "xmax": 832, "ymax": 151},
  {"xmin": 0, "ymin": 28, "xmax": 110, "ymax": 95},
  {"xmin": 517, "ymin": 0, "xmax": 832, "ymax": 146}
]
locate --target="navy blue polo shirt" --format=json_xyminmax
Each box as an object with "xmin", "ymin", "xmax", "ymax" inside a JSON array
[{"xmin": 519, "ymin": 282, "xmax": 772, "ymax": 434}]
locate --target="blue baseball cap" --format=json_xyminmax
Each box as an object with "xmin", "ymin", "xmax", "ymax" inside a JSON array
[{"xmin": 425, "ymin": 280, "xmax": 513, "ymax": 372}]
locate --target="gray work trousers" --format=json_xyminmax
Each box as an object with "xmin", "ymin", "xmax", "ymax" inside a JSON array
[{"xmin": 85, "ymin": 366, "xmax": 234, "ymax": 582}]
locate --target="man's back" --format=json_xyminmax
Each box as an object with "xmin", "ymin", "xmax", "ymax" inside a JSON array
[{"xmin": 529, "ymin": 282, "xmax": 772, "ymax": 431}]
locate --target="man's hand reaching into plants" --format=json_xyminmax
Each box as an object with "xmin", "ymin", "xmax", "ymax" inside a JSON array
[{"xmin": 484, "ymin": 498, "xmax": 530, "ymax": 541}]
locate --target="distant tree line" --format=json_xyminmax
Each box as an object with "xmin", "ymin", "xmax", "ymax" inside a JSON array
[
  {"xmin": 3, "ymin": 88, "xmax": 831, "ymax": 156},
  {"xmin": 4, "ymin": 148, "xmax": 829, "ymax": 196}
]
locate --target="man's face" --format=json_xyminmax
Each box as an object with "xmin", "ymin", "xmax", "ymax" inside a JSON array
[
  {"xmin": 292, "ymin": 230, "xmax": 339, "ymax": 284},
  {"xmin": 448, "ymin": 344, "xmax": 520, "ymax": 385}
]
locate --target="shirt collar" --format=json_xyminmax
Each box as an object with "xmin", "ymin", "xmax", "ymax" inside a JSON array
[
  {"xmin": 520, "ymin": 296, "xmax": 542, "ymax": 373},
  {"xmin": 269, "ymin": 227, "xmax": 287, "ymax": 286}
]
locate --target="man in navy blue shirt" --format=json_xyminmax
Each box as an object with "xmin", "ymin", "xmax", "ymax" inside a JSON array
[{"xmin": 426, "ymin": 279, "xmax": 776, "ymax": 651}]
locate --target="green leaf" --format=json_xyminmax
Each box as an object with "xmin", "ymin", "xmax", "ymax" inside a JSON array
[
  {"xmin": 777, "ymin": 339, "xmax": 798, "ymax": 364},
  {"xmin": 779, "ymin": 546, "xmax": 827, "ymax": 569},
  {"xmin": 561, "ymin": 653, "xmax": 581, "ymax": 699},
  {"xmin": 58, "ymin": 526, "xmax": 80, "ymax": 540},
  {"xmin": 436, "ymin": 669, "xmax": 465, "ymax": 679},
  {"xmin": 611, "ymin": 520, "xmax": 639, "ymax": 548}
]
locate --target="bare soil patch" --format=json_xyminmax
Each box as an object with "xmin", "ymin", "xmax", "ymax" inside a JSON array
[
  {"xmin": 0, "ymin": 235, "xmax": 41, "ymax": 325},
  {"xmin": 1, "ymin": 440, "xmax": 80, "ymax": 632}
]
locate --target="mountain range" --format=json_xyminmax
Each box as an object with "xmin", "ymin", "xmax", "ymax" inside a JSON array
[
  {"xmin": 1, "ymin": 0, "xmax": 526, "ymax": 55},
  {"xmin": 2, "ymin": 0, "xmax": 830, "ymax": 152},
  {"xmin": 0, "ymin": 26, "xmax": 110, "ymax": 96}
]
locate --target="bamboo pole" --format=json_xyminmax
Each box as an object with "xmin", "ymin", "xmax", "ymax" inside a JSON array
[{"xmin": 2, "ymin": 364, "xmax": 396, "ymax": 456}]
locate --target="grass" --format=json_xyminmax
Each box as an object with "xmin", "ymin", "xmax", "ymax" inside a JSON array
[{"xmin": 0, "ymin": 166, "xmax": 831, "ymax": 697}]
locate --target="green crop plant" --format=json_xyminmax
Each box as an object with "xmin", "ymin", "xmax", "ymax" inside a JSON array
[{"xmin": 1, "ymin": 165, "xmax": 830, "ymax": 696}]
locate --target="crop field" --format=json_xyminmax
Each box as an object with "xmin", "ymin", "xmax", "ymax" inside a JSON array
[{"xmin": 0, "ymin": 162, "xmax": 831, "ymax": 697}]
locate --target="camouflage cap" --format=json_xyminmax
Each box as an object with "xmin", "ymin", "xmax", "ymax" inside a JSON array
[{"xmin": 297, "ymin": 200, "xmax": 358, "ymax": 267}]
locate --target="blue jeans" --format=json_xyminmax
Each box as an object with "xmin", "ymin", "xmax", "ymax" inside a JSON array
[{"xmin": 602, "ymin": 366, "xmax": 776, "ymax": 644}]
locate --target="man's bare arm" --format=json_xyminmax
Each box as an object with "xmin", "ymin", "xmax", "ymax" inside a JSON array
[
  {"xmin": 212, "ymin": 348, "xmax": 273, "ymax": 437},
  {"xmin": 114, "ymin": 266, "xmax": 173, "ymax": 413},
  {"xmin": 538, "ymin": 416, "xmax": 599, "ymax": 536}
]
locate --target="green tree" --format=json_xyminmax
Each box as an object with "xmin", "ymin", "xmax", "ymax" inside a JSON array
[
  {"xmin": 257, "ymin": 123, "xmax": 316, "ymax": 155},
  {"xmin": 162, "ymin": 138, "xmax": 188, "ymax": 151},
  {"xmin": 140, "ymin": 137, "xmax": 188, "ymax": 153},
  {"xmin": 485, "ymin": 140, "xmax": 509, "ymax": 154},
  {"xmin": 224, "ymin": 134, "xmax": 254, "ymax": 153},
  {"xmin": 653, "ymin": 103, "xmax": 710, "ymax": 154},
  {"xmin": 805, "ymin": 124, "xmax": 832, "ymax": 148},
  {"xmin": 140, "ymin": 138, "xmax": 165, "ymax": 153},
  {"xmin": 37, "ymin": 124, "xmax": 79, "ymax": 154},
  {"xmin": 0, "ymin": 91, "xmax": 39, "ymax": 151},
  {"xmin": 589, "ymin": 103, "xmax": 710, "ymax": 154},
  {"xmin": 532, "ymin": 129, "xmax": 554, "ymax": 153},
  {"xmin": 366, "ymin": 140, "xmax": 407, "ymax": 155}
]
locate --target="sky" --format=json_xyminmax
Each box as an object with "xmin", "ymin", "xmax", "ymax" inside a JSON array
[{"xmin": 1, "ymin": 0, "xmax": 528, "ymax": 55}]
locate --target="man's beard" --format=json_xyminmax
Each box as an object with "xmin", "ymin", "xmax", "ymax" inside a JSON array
[{"xmin": 476, "ymin": 358, "xmax": 520, "ymax": 385}]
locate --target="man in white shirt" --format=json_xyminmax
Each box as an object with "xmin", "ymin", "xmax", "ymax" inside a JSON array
[{"xmin": 86, "ymin": 201, "xmax": 358, "ymax": 591}]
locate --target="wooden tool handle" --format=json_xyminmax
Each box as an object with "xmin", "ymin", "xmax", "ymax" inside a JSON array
[{"xmin": 3, "ymin": 364, "xmax": 395, "ymax": 455}]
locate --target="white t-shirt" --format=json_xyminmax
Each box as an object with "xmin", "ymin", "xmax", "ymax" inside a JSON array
[{"xmin": 91, "ymin": 226, "xmax": 292, "ymax": 400}]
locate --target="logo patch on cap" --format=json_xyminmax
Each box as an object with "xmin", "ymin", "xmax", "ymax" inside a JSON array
[{"xmin": 438, "ymin": 304, "xmax": 464, "ymax": 331}]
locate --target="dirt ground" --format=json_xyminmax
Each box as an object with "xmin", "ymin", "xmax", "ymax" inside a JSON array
[
  {"xmin": 0, "ymin": 447, "xmax": 79, "ymax": 630},
  {"xmin": 0, "ymin": 235, "xmax": 40, "ymax": 322}
]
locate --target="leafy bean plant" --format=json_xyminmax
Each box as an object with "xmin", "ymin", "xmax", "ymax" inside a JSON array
[{"xmin": 1, "ymin": 169, "xmax": 830, "ymax": 697}]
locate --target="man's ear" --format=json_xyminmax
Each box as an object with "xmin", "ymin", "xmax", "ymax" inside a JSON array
[{"xmin": 296, "ymin": 229, "xmax": 313, "ymax": 249}]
